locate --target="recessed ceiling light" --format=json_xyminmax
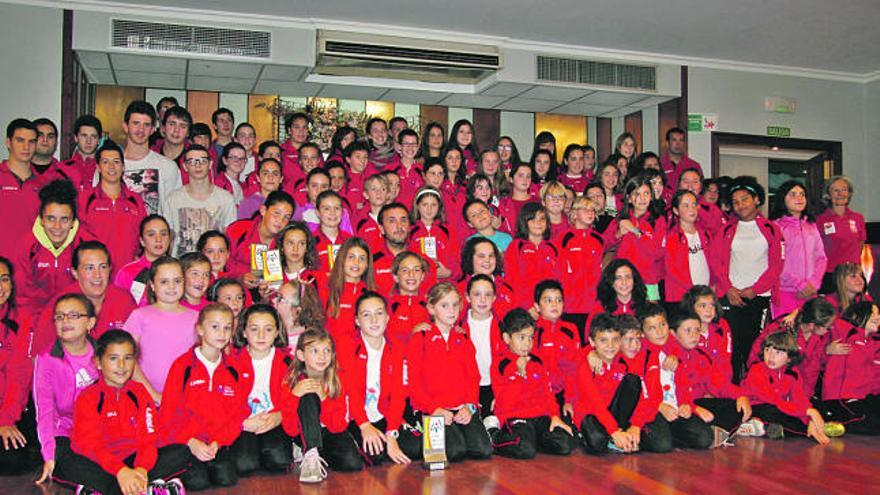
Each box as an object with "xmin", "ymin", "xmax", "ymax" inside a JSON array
[{"xmin": 771, "ymin": 146, "xmax": 780, "ymax": 151}]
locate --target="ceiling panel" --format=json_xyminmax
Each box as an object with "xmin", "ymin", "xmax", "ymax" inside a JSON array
[
  {"xmin": 380, "ymin": 89, "xmax": 451, "ymax": 105},
  {"xmin": 187, "ymin": 75, "xmax": 256, "ymax": 93},
  {"xmin": 438, "ymin": 94, "xmax": 508, "ymax": 108},
  {"xmin": 115, "ymin": 70, "xmax": 185, "ymax": 88},
  {"xmin": 495, "ymin": 98, "xmax": 566, "ymax": 113},
  {"xmin": 518, "ymin": 86, "xmax": 593, "ymax": 101},
  {"xmin": 576, "ymin": 91, "xmax": 647, "ymax": 106},
  {"xmin": 316, "ymin": 84, "xmax": 389, "ymax": 100},
  {"xmin": 110, "ymin": 53, "xmax": 187, "ymax": 74},
  {"xmin": 260, "ymin": 65, "xmax": 309, "ymax": 81},
  {"xmin": 627, "ymin": 95, "xmax": 677, "ymax": 106},
  {"xmin": 76, "ymin": 50, "xmax": 111, "ymax": 69},
  {"xmin": 188, "ymin": 60, "xmax": 262, "ymax": 78},
  {"xmin": 479, "ymin": 82, "xmax": 534, "ymax": 97},
  {"xmin": 253, "ymin": 80, "xmax": 323, "ymax": 96},
  {"xmin": 85, "ymin": 68, "xmax": 116, "ymax": 85},
  {"xmin": 550, "ymin": 102, "xmax": 619, "ymax": 116}
]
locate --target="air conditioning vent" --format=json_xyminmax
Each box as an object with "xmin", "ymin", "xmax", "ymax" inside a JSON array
[
  {"xmin": 316, "ymin": 30, "xmax": 500, "ymax": 84},
  {"xmin": 111, "ymin": 19, "xmax": 271, "ymax": 58},
  {"xmin": 537, "ymin": 56, "xmax": 656, "ymax": 90}
]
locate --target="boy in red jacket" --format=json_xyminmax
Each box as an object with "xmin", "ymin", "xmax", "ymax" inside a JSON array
[
  {"xmin": 532, "ymin": 280, "xmax": 580, "ymax": 414},
  {"xmin": 486, "ymin": 308, "xmax": 573, "ymax": 459},
  {"xmin": 59, "ymin": 330, "xmax": 189, "ymax": 495},
  {"xmin": 574, "ymin": 313, "xmax": 667, "ymax": 454}
]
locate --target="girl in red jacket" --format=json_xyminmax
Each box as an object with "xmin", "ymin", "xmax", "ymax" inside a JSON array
[
  {"xmin": 388, "ymin": 251, "xmax": 429, "ymax": 345},
  {"xmin": 230, "ymin": 304, "xmax": 295, "ymax": 475},
  {"xmin": 409, "ymin": 187, "xmax": 457, "ymax": 280},
  {"xmin": 0, "ymin": 256, "xmax": 37, "ymax": 476},
  {"xmin": 457, "ymin": 237, "xmax": 515, "ymax": 318},
  {"xmin": 503, "ymin": 202, "xmax": 559, "ymax": 310},
  {"xmin": 584, "ymin": 259, "xmax": 648, "ymax": 338},
  {"xmin": 59, "ymin": 330, "xmax": 189, "ymax": 495},
  {"xmin": 557, "ymin": 195, "xmax": 604, "ymax": 343},
  {"xmin": 282, "ymin": 328, "xmax": 362, "ymax": 483},
  {"xmin": 680, "ymin": 285, "xmax": 734, "ymax": 383},
  {"xmin": 405, "ymin": 282, "xmax": 493, "ymax": 462},
  {"xmin": 742, "ymin": 331, "xmax": 830, "ymax": 444},
  {"xmin": 338, "ymin": 291, "xmax": 415, "ymax": 465},
  {"xmin": 462, "ymin": 274, "xmax": 505, "ymax": 415},
  {"xmin": 319, "ymin": 237, "xmax": 377, "ymax": 340},
  {"xmin": 277, "ymin": 221, "xmax": 320, "ymax": 285},
  {"xmin": 159, "ymin": 302, "xmax": 245, "ymax": 489},
  {"xmin": 820, "ymin": 301, "xmax": 880, "ymax": 435},
  {"xmin": 664, "ymin": 190, "xmax": 717, "ymax": 305}
]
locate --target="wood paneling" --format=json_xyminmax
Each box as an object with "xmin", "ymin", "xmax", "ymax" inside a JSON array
[
  {"xmin": 60, "ymin": 10, "xmax": 74, "ymax": 159},
  {"xmin": 658, "ymin": 98, "xmax": 681, "ymax": 157},
  {"xmin": 596, "ymin": 117, "xmax": 612, "ymax": 163},
  {"xmin": 248, "ymin": 94, "xmax": 278, "ymax": 142},
  {"xmin": 186, "ymin": 91, "xmax": 219, "ymax": 138},
  {"xmin": 473, "ymin": 108, "xmax": 500, "ymax": 154},
  {"xmin": 535, "ymin": 113, "xmax": 587, "ymax": 162},
  {"xmin": 94, "ymin": 85, "xmax": 145, "ymax": 144},
  {"xmin": 419, "ymin": 105, "xmax": 448, "ymax": 137},
  {"xmin": 624, "ymin": 111, "xmax": 643, "ymax": 154}
]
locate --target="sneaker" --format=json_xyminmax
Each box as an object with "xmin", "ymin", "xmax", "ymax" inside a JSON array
[
  {"xmin": 766, "ymin": 423, "xmax": 785, "ymax": 440},
  {"xmin": 711, "ymin": 426, "xmax": 733, "ymax": 448},
  {"xmin": 299, "ymin": 447, "xmax": 328, "ymax": 483},
  {"xmin": 482, "ymin": 414, "xmax": 500, "ymax": 431},
  {"xmin": 607, "ymin": 440, "xmax": 626, "ymax": 453},
  {"xmin": 147, "ymin": 480, "xmax": 168, "ymax": 495},
  {"xmin": 292, "ymin": 442, "xmax": 304, "ymax": 464},
  {"xmin": 736, "ymin": 418, "xmax": 766, "ymax": 437},
  {"xmin": 824, "ymin": 421, "xmax": 846, "ymax": 438},
  {"xmin": 75, "ymin": 486, "xmax": 102, "ymax": 495},
  {"xmin": 164, "ymin": 478, "xmax": 186, "ymax": 495}
]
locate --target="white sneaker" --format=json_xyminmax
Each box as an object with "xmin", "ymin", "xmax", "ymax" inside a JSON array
[
  {"xmin": 736, "ymin": 418, "xmax": 766, "ymax": 437},
  {"xmin": 299, "ymin": 447, "xmax": 328, "ymax": 483},
  {"xmin": 482, "ymin": 414, "xmax": 500, "ymax": 431},
  {"xmin": 292, "ymin": 442, "xmax": 304, "ymax": 464}
]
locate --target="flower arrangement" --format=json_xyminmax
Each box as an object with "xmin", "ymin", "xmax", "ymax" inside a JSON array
[{"xmin": 256, "ymin": 98, "xmax": 371, "ymax": 153}]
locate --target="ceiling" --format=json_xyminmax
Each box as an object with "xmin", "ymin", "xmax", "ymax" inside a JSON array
[
  {"xmin": 98, "ymin": 0, "xmax": 880, "ymax": 75},
  {"xmin": 76, "ymin": 50, "xmax": 676, "ymax": 117}
]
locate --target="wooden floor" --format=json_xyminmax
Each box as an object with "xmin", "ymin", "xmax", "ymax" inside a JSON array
[{"xmin": 6, "ymin": 436, "xmax": 878, "ymax": 494}]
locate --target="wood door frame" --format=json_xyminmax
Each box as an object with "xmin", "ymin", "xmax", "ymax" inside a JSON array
[{"xmin": 711, "ymin": 132, "xmax": 842, "ymax": 179}]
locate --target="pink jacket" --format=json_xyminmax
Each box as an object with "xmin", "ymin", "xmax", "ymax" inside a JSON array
[
  {"xmin": 773, "ymin": 216, "xmax": 827, "ymax": 296},
  {"xmin": 33, "ymin": 339, "xmax": 100, "ymax": 460}
]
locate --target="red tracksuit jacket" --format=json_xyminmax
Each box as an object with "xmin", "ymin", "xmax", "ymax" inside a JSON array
[
  {"xmin": 78, "ymin": 184, "xmax": 147, "ymax": 270},
  {"xmin": 502, "ymin": 239, "xmax": 559, "ymax": 309},
  {"xmin": 715, "ymin": 215, "xmax": 783, "ymax": 298},
  {"xmin": 461, "ymin": 313, "xmax": 505, "ymax": 360},
  {"xmin": 225, "ymin": 218, "xmax": 277, "ymax": 277},
  {"xmin": 533, "ymin": 317, "xmax": 580, "ymax": 401},
  {"xmin": 556, "ymin": 227, "xmax": 604, "ymax": 313},
  {"xmin": 406, "ymin": 324, "xmax": 479, "ymax": 414},
  {"xmin": 387, "ymin": 294, "xmax": 429, "ymax": 345},
  {"xmin": 696, "ymin": 198, "xmax": 726, "ymax": 239},
  {"xmin": 158, "ymin": 347, "xmax": 247, "ymax": 447},
  {"xmin": 0, "ymin": 307, "xmax": 34, "ymax": 427},
  {"xmin": 0, "ymin": 161, "xmax": 42, "ymax": 260},
  {"xmin": 603, "ymin": 213, "xmax": 667, "ymax": 284},
  {"xmin": 71, "ymin": 379, "xmax": 159, "ymax": 475},
  {"xmin": 742, "ymin": 362, "xmax": 811, "ymax": 422},
  {"xmin": 821, "ymin": 324, "xmax": 879, "ymax": 400},
  {"xmin": 696, "ymin": 319, "xmax": 734, "ymax": 384},
  {"xmin": 642, "ymin": 341, "xmax": 695, "ymax": 410},
  {"xmin": 316, "ymin": 277, "xmax": 367, "ymax": 341},
  {"xmin": 490, "ymin": 349, "xmax": 558, "ymax": 424},
  {"xmin": 353, "ymin": 210, "xmax": 384, "ymax": 255},
  {"xmin": 231, "ymin": 346, "xmax": 294, "ymax": 416},
  {"xmin": 572, "ymin": 354, "xmax": 657, "ymax": 430},
  {"xmin": 337, "ymin": 335, "xmax": 407, "ymax": 432},
  {"xmin": 280, "ymin": 373, "xmax": 350, "ymax": 437},
  {"xmin": 409, "ymin": 221, "xmax": 459, "ymax": 281},
  {"xmin": 313, "ymin": 229, "xmax": 351, "ymax": 276},
  {"xmin": 662, "ymin": 222, "xmax": 719, "ymax": 302},
  {"xmin": 372, "ymin": 246, "xmax": 437, "ymax": 297},
  {"xmin": 456, "ymin": 275, "xmax": 515, "ymax": 321},
  {"xmin": 677, "ymin": 345, "xmax": 743, "ymax": 400},
  {"xmin": 747, "ymin": 318, "xmax": 828, "ymax": 397}
]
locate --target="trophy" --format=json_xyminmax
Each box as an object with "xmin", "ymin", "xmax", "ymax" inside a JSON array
[
  {"xmin": 422, "ymin": 415, "xmax": 448, "ymax": 470},
  {"xmin": 261, "ymin": 249, "xmax": 284, "ymax": 290}
]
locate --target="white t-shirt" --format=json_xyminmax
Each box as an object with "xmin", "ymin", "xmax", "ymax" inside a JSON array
[
  {"xmin": 248, "ymin": 347, "xmax": 275, "ymax": 417},
  {"xmin": 123, "ymin": 150, "xmax": 182, "ymax": 215},
  {"xmin": 658, "ymin": 350, "xmax": 678, "ymax": 409},
  {"xmin": 685, "ymin": 231, "xmax": 711, "ymax": 286},
  {"xmin": 365, "ymin": 339, "xmax": 385, "ymax": 423},
  {"xmin": 729, "ymin": 220, "xmax": 770, "ymax": 295},
  {"xmin": 195, "ymin": 347, "xmax": 220, "ymax": 380},
  {"xmin": 164, "ymin": 185, "xmax": 237, "ymax": 256},
  {"xmin": 468, "ymin": 312, "xmax": 493, "ymax": 386},
  {"xmin": 225, "ymin": 172, "xmax": 244, "ymax": 205}
]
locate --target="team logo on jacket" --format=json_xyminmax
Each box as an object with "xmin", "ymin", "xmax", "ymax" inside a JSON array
[
  {"xmin": 189, "ymin": 379, "xmax": 206, "ymax": 387},
  {"xmin": 145, "ymin": 406, "xmax": 155, "ymax": 433},
  {"xmin": 218, "ymin": 385, "xmax": 236, "ymax": 397}
]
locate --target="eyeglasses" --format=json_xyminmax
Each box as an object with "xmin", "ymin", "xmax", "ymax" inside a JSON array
[
  {"xmin": 185, "ymin": 157, "xmax": 210, "ymax": 166},
  {"xmin": 53, "ymin": 312, "xmax": 88, "ymax": 322},
  {"xmin": 497, "ymin": 145, "xmax": 512, "ymax": 151}
]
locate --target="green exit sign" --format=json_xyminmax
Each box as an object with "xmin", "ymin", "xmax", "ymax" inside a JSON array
[{"xmin": 767, "ymin": 126, "xmax": 791, "ymax": 137}]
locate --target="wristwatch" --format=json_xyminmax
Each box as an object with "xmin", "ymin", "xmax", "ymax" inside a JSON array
[{"xmin": 387, "ymin": 430, "xmax": 399, "ymax": 439}]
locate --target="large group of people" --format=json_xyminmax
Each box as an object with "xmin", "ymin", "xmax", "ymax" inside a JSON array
[{"xmin": 0, "ymin": 95, "xmax": 876, "ymax": 495}]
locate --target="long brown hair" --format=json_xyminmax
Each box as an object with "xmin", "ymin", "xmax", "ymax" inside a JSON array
[
  {"xmin": 327, "ymin": 237, "xmax": 376, "ymax": 318},
  {"xmin": 283, "ymin": 328, "xmax": 341, "ymax": 399},
  {"xmin": 833, "ymin": 262, "xmax": 867, "ymax": 312}
]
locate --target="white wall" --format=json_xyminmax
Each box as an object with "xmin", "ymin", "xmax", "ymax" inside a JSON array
[
  {"xmin": 688, "ymin": 67, "xmax": 870, "ymax": 216},
  {"xmin": 0, "ymin": 3, "xmax": 62, "ymax": 144},
  {"xmin": 865, "ymin": 80, "xmax": 880, "ymax": 218}
]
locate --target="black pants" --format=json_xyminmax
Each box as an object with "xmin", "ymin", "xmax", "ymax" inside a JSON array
[
  {"xmin": 820, "ymin": 396, "xmax": 880, "ymax": 435},
  {"xmin": 479, "ymin": 385, "xmax": 495, "ymax": 417},
  {"xmin": 297, "ymin": 393, "xmax": 363, "ymax": 472},
  {"xmin": 0, "ymin": 400, "xmax": 40, "ymax": 476},
  {"xmin": 695, "ymin": 397, "xmax": 744, "ymax": 432},
  {"xmin": 492, "ymin": 416, "xmax": 573, "ymax": 459},
  {"xmin": 562, "ymin": 312, "xmax": 589, "ymax": 346},
  {"xmin": 230, "ymin": 425, "xmax": 292, "ymax": 476},
  {"xmin": 182, "ymin": 444, "xmax": 238, "ymax": 490},
  {"xmin": 54, "ymin": 437, "xmax": 190, "ymax": 495},
  {"xmin": 579, "ymin": 374, "xmax": 673, "ymax": 454},
  {"xmin": 346, "ymin": 417, "xmax": 422, "ymax": 466},
  {"xmin": 722, "ymin": 295, "xmax": 770, "ymax": 384},
  {"xmin": 751, "ymin": 404, "xmax": 809, "ymax": 436},
  {"xmin": 401, "ymin": 409, "xmax": 493, "ymax": 462}
]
